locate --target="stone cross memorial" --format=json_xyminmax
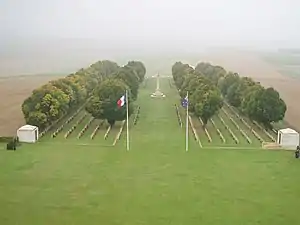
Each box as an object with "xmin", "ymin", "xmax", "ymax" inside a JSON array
[{"xmin": 150, "ymin": 73, "xmax": 166, "ymax": 98}]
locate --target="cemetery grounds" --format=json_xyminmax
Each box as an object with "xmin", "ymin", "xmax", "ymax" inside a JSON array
[{"xmin": 0, "ymin": 77, "xmax": 299, "ymax": 225}]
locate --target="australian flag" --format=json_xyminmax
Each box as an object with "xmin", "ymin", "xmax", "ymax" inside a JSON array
[{"xmin": 181, "ymin": 94, "xmax": 188, "ymax": 108}]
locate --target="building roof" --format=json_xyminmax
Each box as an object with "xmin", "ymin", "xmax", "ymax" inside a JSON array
[
  {"xmin": 18, "ymin": 125, "xmax": 38, "ymax": 131},
  {"xmin": 279, "ymin": 128, "xmax": 298, "ymax": 134}
]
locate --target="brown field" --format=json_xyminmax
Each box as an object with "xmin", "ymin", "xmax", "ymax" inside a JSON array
[
  {"xmin": 201, "ymin": 50, "xmax": 300, "ymax": 131},
  {"xmin": 0, "ymin": 75, "xmax": 63, "ymax": 136}
]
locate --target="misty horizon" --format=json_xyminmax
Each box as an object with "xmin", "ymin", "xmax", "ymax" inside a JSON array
[{"xmin": 1, "ymin": 0, "xmax": 300, "ymax": 75}]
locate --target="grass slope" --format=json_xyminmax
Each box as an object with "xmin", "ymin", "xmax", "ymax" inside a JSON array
[{"xmin": 0, "ymin": 78, "xmax": 299, "ymax": 225}]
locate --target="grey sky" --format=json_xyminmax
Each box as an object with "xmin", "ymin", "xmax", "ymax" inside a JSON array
[
  {"xmin": 1, "ymin": 0, "xmax": 300, "ymax": 48},
  {"xmin": 1, "ymin": 0, "xmax": 300, "ymax": 75}
]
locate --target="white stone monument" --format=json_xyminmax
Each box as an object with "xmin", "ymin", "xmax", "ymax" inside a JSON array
[
  {"xmin": 277, "ymin": 128, "xmax": 299, "ymax": 150},
  {"xmin": 151, "ymin": 73, "xmax": 166, "ymax": 98}
]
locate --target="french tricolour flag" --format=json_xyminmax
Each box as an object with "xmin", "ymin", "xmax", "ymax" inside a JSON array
[{"xmin": 117, "ymin": 95, "xmax": 126, "ymax": 108}]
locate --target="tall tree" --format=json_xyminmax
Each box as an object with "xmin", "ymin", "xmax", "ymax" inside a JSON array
[
  {"xmin": 242, "ymin": 87, "xmax": 286, "ymax": 128},
  {"xmin": 85, "ymin": 79, "xmax": 134, "ymax": 126},
  {"xmin": 22, "ymin": 84, "xmax": 69, "ymax": 128},
  {"xmin": 127, "ymin": 61, "xmax": 146, "ymax": 82},
  {"xmin": 112, "ymin": 65, "xmax": 140, "ymax": 100},
  {"xmin": 195, "ymin": 62, "xmax": 226, "ymax": 84},
  {"xmin": 172, "ymin": 62, "xmax": 195, "ymax": 90},
  {"xmin": 218, "ymin": 72, "xmax": 240, "ymax": 96},
  {"xmin": 192, "ymin": 88, "xmax": 223, "ymax": 127},
  {"xmin": 26, "ymin": 112, "xmax": 48, "ymax": 129}
]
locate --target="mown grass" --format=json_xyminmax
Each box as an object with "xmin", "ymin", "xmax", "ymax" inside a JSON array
[{"xmin": 0, "ymin": 78, "xmax": 299, "ymax": 225}]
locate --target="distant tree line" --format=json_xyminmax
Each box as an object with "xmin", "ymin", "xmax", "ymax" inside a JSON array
[
  {"xmin": 22, "ymin": 60, "xmax": 146, "ymax": 129},
  {"xmin": 172, "ymin": 62, "xmax": 286, "ymax": 129}
]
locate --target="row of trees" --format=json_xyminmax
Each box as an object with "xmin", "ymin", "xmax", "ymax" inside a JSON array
[
  {"xmin": 172, "ymin": 62, "xmax": 223, "ymax": 126},
  {"xmin": 172, "ymin": 62, "xmax": 286, "ymax": 128},
  {"xmin": 22, "ymin": 60, "xmax": 146, "ymax": 129},
  {"xmin": 86, "ymin": 61, "xmax": 146, "ymax": 126},
  {"xmin": 218, "ymin": 71, "xmax": 286, "ymax": 128}
]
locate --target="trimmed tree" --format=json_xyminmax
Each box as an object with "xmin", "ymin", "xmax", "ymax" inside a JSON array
[
  {"xmin": 241, "ymin": 87, "xmax": 286, "ymax": 128},
  {"xmin": 192, "ymin": 88, "xmax": 223, "ymax": 127},
  {"xmin": 112, "ymin": 65, "xmax": 140, "ymax": 100},
  {"xmin": 85, "ymin": 79, "xmax": 134, "ymax": 126},
  {"xmin": 126, "ymin": 61, "xmax": 146, "ymax": 82}
]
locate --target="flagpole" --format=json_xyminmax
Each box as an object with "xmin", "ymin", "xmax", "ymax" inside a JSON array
[
  {"xmin": 186, "ymin": 91, "xmax": 189, "ymax": 152},
  {"xmin": 126, "ymin": 89, "xmax": 129, "ymax": 151}
]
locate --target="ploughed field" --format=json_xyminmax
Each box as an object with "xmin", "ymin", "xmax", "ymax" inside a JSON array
[{"xmin": 0, "ymin": 75, "xmax": 64, "ymax": 136}]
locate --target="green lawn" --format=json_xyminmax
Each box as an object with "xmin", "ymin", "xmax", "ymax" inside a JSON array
[{"xmin": 1, "ymin": 78, "xmax": 299, "ymax": 225}]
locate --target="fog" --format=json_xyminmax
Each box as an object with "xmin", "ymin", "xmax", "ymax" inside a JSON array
[{"xmin": 1, "ymin": 0, "xmax": 300, "ymax": 76}]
